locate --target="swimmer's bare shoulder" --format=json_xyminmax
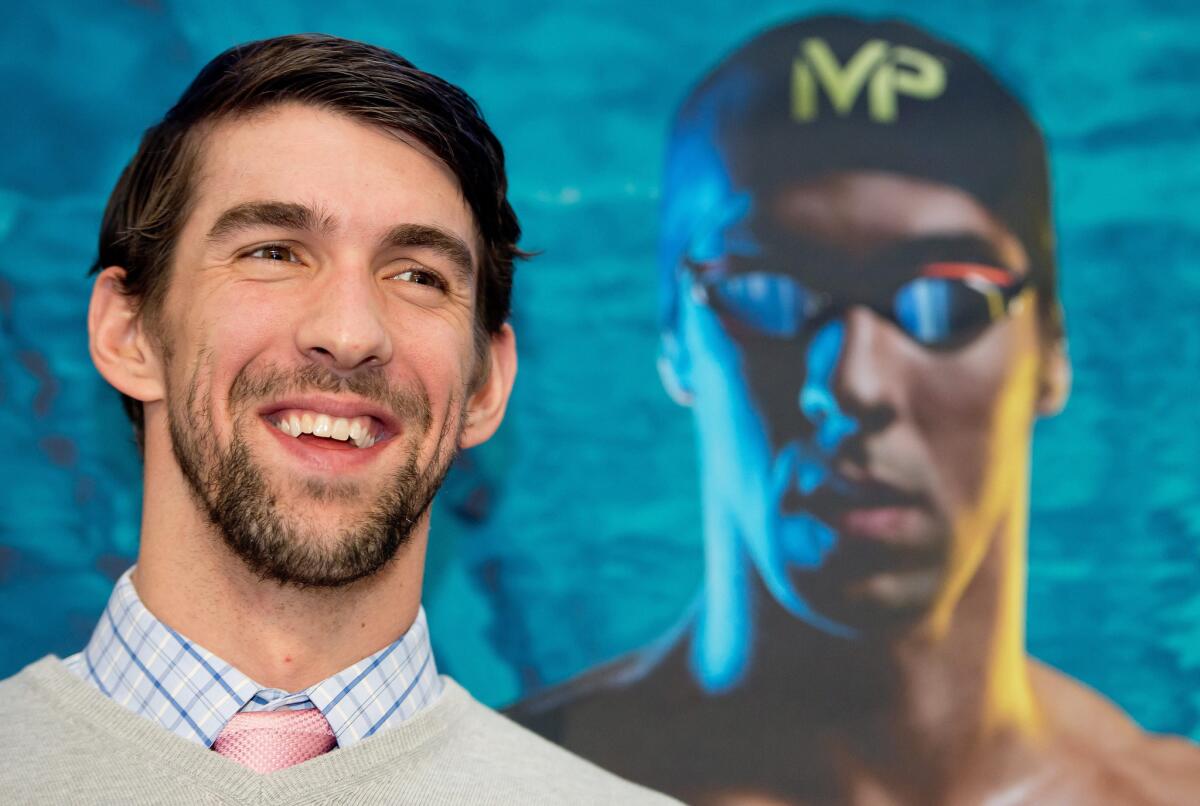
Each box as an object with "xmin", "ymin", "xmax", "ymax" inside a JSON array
[{"xmin": 1031, "ymin": 660, "xmax": 1200, "ymax": 805}]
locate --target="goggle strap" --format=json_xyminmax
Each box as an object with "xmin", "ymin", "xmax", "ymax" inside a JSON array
[{"xmin": 923, "ymin": 262, "xmax": 1017, "ymax": 286}]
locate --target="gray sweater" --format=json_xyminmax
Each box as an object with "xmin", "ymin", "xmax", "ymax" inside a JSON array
[{"xmin": 0, "ymin": 657, "xmax": 679, "ymax": 805}]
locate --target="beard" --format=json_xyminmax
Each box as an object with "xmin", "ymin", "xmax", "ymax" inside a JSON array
[{"xmin": 169, "ymin": 359, "xmax": 461, "ymax": 588}]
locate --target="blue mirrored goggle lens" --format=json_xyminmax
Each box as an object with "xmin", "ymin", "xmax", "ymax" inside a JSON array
[
  {"xmin": 894, "ymin": 277, "xmax": 953, "ymax": 344},
  {"xmin": 894, "ymin": 277, "xmax": 1003, "ymax": 346},
  {"xmin": 706, "ymin": 272, "xmax": 809, "ymax": 338}
]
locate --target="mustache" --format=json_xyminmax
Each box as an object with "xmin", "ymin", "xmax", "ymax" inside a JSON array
[{"xmin": 228, "ymin": 362, "xmax": 432, "ymax": 432}]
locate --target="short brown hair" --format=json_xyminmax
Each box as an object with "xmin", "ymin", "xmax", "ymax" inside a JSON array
[{"xmin": 91, "ymin": 33, "xmax": 526, "ymax": 447}]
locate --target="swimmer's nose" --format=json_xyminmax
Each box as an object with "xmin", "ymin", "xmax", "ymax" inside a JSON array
[{"xmin": 800, "ymin": 307, "xmax": 900, "ymax": 451}]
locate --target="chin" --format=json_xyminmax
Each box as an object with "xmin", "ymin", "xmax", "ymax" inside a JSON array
[
  {"xmin": 793, "ymin": 569, "xmax": 945, "ymax": 638},
  {"xmin": 286, "ymin": 499, "xmax": 384, "ymax": 535},
  {"xmin": 827, "ymin": 603, "xmax": 936, "ymax": 639}
]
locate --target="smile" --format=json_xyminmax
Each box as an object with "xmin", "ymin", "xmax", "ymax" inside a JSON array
[{"xmin": 265, "ymin": 408, "xmax": 387, "ymax": 449}]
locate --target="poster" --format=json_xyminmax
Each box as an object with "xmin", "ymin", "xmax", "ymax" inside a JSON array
[{"xmin": 2, "ymin": 2, "xmax": 1198, "ymax": 801}]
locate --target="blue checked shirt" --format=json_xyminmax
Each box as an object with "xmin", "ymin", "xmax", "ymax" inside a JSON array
[{"xmin": 63, "ymin": 568, "xmax": 443, "ymax": 749}]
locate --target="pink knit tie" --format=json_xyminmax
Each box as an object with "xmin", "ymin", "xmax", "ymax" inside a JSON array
[{"xmin": 212, "ymin": 709, "xmax": 337, "ymax": 773}]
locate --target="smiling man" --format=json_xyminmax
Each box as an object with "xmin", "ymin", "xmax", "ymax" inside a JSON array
[
  {"xmin": 513, "ymin": 15, "xmax": 1200, "ymax": 805},
  {"xmin": 0, "ymin": 35, "xmax": 675, "ymax": 805}
]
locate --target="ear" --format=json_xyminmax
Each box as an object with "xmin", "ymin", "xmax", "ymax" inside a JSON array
[
  {"xmin": 1035, "ymin": 337, "xmax": 1071, "ymax": 416},
  {"xmin": 657, "ymin": 331, "xmax": 693, "ymax": 406},
  {"xmin": 459, "ymin": 323, "xmax": 518, "ymax": 449},
  {"xmin": 88, "ymin": 267, "xmax": 165, "ymax": 406}
]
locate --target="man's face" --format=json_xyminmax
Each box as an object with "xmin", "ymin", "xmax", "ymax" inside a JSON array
[
  {"xmin": 151, "ymin": 103, "xmax": 484, "ymax": 586},
  {"xmin": 675, "ymin": 171, "xmax": 1047, "ymax": 634}
]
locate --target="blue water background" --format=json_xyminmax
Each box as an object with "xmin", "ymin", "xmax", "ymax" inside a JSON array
[{"xmin": 1, "ymin": 1, "xmax": 1198, "ymax": 738}]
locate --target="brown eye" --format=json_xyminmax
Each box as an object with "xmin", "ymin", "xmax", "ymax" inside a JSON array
[
  {"xmin": 392, "ymin": 268, "xmax": 446, "ymax": 290},
  {"xmin": 247, "ymin": 245, "xmax": 301, "ymax": 263}
]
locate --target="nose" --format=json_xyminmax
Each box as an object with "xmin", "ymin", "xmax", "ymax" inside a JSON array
[
  {"xmin": 294, "ymin": 264, "xmax": 393, "ymax": 373},
  {"xmin": 798, "ymin": 308, "xmax": 895, "ymax": 451}
]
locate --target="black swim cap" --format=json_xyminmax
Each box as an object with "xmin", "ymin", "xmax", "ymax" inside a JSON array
[{"xmin": 661, "ymin": 15, "xmax": 1060, "ymax": 336}]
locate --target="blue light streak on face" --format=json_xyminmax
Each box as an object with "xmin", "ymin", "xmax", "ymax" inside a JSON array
[
  {"xmin": 798, "ymin": 321, "xmax": 860, "ymax": 455},
  {"xmin": 678, "ymin": 253, "xmax": 858, "ymax": 693}
]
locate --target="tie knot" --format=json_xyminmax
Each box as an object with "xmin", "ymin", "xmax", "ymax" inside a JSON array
[{"xmin": 213, "ymin": 708, "xmax": 337, "ymax": 774}]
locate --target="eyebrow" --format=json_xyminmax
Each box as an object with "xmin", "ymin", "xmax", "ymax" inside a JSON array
[
  {"xmin": 205, "ymin": 201, "xmax": 335, "ymax": 243},
  {"xmin": 379, "ymin": 224, "xmax": 475, "ymax": 287}
]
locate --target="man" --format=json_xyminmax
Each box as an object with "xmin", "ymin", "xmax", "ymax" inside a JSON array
[
  {"xmin": 0, "ymin": 34, "xmax": 676, "ymax": 805},
  {"xmin": 513, "ymin": 16, "xmax": 1200, "ymax": 805}
]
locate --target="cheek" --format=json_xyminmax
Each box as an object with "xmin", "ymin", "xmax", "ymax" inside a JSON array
[
  {"xmin": 910, "ymin": 321, "xmax": 1040, "ymax": 504},
  {"xmin": 398, "ymin": 319, "xmax": 477, "ymax": 404},
  {"xmin": 168, "ymin": 289, "xmax": 294, "ymax": 419},
  {"xmin": 212, "ymin": 283, "xmax": 300, "ymax": 343},
  {"xmin": 170, "ymin": 281, "xmax": 293, "ymax": 363}
]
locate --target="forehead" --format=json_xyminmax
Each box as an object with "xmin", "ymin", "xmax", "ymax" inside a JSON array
[
  {"xmin": 185, "ymin": 103, "xmax": 478, "ymax": 256},
  {"xmin": 762, "ymin": 171, "xmax": 1027, "ymax": 270}
]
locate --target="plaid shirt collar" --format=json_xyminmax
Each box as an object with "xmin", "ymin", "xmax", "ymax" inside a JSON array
[{"xmin": 64, "ymin": 567, "xmax": 442, "ymax": 749}]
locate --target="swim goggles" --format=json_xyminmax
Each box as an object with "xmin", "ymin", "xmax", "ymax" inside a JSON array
[{"xmin": 686, "ymin": 260, "xmax": 1029, "ymax": 349}]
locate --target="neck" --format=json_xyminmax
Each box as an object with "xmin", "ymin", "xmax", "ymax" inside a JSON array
[
  {"xmin": 714, "ymin": 508, "xmax": 1042, "ymax": 804},
  {"xmin": 838, "ymin": 513, "xmax": 1041, "ymax": 804},
  {"xmin": 132, "ymin": 429, "xmax": 427, "ymax": 692}
]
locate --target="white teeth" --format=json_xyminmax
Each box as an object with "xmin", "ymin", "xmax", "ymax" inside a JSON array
[
  {"xmin": 271, "ymin": 412, "xmax": 379, "ymax": 448},
  {"xmin": 351, "ymin": 419, "xmax": 376, "ymax": 448},
  {"xmin": 331, "ymin": 419, "xmax": 350, "ymax": 441}
]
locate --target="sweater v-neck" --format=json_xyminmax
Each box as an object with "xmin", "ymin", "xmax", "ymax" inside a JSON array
[{"xmin": 18, "ymin": 656, "xmax": 471, "ymax": 802}]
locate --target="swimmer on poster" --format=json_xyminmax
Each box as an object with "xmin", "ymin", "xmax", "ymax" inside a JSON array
[{"xmin": 514, "ymin": 15, "xmax": 1200, "ymax": 805}]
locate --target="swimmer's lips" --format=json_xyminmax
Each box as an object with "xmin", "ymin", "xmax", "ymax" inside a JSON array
[{"xmin": 791, "ymin": 479, "xmax": 934, "ymax": 548}]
